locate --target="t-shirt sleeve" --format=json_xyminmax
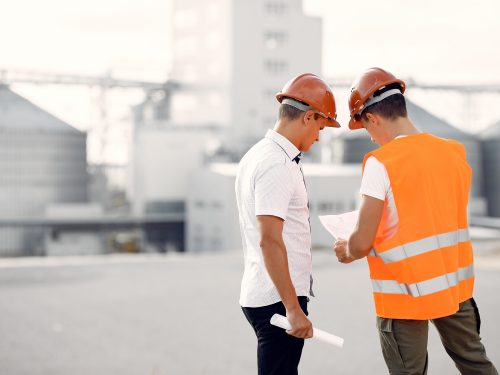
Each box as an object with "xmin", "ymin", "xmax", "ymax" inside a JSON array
[
  {"xmin": 254, "ymin": 163, "xmax": 294, "ymax": 220},
  {"xmin": 360, "ymin": 156, "xmax": 389, "ymax": 201}
]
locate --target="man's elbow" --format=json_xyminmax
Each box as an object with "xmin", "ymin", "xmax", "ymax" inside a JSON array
[{"xmin": 259, "ymin": 234, "xmax": 278, "ymax": 251}]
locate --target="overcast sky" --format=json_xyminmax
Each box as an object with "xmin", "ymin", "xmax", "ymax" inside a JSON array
[
  {"xmin": 1, "ymin": 0, "xmax": 499, "ymax": 163},
  {"xmin": 306, "ymin": 0, "xmax": 500, "ymax": 84},
  {"xmin": 2, "ymin": 0, "xmax": 499, "ymax": 82}
]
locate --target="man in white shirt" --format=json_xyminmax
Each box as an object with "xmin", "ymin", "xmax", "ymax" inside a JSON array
[{"xmin": 235, "ymin": 73, "xmax": 340, "ymax": 375}]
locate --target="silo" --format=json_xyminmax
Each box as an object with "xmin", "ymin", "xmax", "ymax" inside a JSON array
[
  {"xmin": 339, "ymin": 99, "xmax": 483, "ymax": 197},
  {"xmin": 338, "ymin": 128, "xmax": 377, "ymax": 164},
  {"xmin": 0, "ymin": 85, "xmax": 88, "ymax": 256},
  {"xmin": 481, "ymin": 121, "xmax": 500, "ymax": 217}
]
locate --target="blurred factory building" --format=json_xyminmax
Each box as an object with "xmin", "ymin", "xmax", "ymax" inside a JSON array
[
  {"xmin": 128, "ymin": 0, "xmax": 326, "ymax": 252},
  {"xmin": 0, "ymin": 85, "xmax": 87, "ymax": 256},
  {"xmin": 1, "ymin": 0, "xmax": 499, "ymax": 256},
  {"xmin": 481, "ymin": 121, "xmax": 500, "ymax": 218},
  {"xmin": 168, "ymin": 0, "xmax": 323, "ymax": 160},
  {"xmin": 187, "ymin": 163, "xmax": 361, "ymax": 252}
]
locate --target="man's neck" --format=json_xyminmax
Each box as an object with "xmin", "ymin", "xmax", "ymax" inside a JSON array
[
  {"xmin": 385, "ymin": 117, "xmax": 420, "ymax": 141},
  {"xmin": 274, "ymin": 119, "xmax": 301, "ymax": 150}
]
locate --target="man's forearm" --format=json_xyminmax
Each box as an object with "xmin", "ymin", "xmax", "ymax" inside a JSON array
[
  {"xmin": 347, "ymin": 195, "xmax": 384, "ymax": 260},
  {"xmin": 261, "ymin": 238, "xmax": 301, "ymax": 312},
  {"xmin": 348, "ymin": 230, "xmax": 373, "ymax": 260}
]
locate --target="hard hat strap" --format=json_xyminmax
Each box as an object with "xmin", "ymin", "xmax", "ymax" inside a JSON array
[
  {"xmin": 358, "ymin": 88, "xmax": 402, "ymax": 115},
  {"xmin": 282, "ymin": 97, "xmax": 313, "ymax": 112}
]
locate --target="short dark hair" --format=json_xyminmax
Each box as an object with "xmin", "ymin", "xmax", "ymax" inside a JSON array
[
  {"xmin": 361, "ymin": 83, "xmax": 407, "ymax": 121},
  {"xmin": 279, "ymin": 100, "xmax": 322, "ymax": 121},
  {"xmin": 279, "ymin": 103, "xmax": 304, "ymax": 120}
]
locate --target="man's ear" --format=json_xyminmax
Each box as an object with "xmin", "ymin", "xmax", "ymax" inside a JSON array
[
  {"xmin": 365, "ymin": 112, "xmax": 379, "ymax": 127},
  {"xmin": 303, "ymin": 110, "xmax": 315, "ymax": 126}
]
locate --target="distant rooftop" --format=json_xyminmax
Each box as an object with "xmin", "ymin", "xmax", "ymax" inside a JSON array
[
  {"xmin": 342, "ymin": 99, "xmax": 476, "ymax": 140},
  {"xmin": 481, "ymin": 120, "xmax": 500, "ymax": 139},
  {"xmin": 0, "ymin": 84, "xmax": 82, "ymax": 134}
]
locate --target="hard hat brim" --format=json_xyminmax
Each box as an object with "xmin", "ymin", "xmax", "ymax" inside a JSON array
[
  {"xmin": 348, "ymin": 118, "xmax": 363, "ymax": 130},
  {"xmin": 326, "ymin": 119, "xmax": 341, "ymax": 128}
]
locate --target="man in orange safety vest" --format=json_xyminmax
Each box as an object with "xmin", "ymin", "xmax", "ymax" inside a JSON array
[{"xmin": 334, "ymin": 67, "xmax": 498, "ymax": 375}]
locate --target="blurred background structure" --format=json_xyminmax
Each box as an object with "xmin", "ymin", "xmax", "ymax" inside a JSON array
[
  {"xmin": 1, "ymin": 2, "xmax": 500, "ymax": 375},
  {"xmin": 1, "ymin": 0, "xmax": 499, "ymax": 256}
]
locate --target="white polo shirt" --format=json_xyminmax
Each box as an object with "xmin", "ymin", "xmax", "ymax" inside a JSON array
[{"xmin": 235, "ymin": 129, "xmax": 312, "ymax": 308}]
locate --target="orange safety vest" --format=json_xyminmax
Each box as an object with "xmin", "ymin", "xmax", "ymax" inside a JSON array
[{"xmin": 363, "ymin": 133, "xmax": 474, "ymax": 320}]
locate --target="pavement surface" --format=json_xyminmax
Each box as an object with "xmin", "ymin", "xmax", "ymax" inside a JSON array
[{"xmin": 0, "ymin": 249, "xmax": 499, "ymax": 375}]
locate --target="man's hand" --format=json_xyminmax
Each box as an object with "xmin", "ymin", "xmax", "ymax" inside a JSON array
[
  {"xmin": 286, "ymin": 306, "xmax": 313, "ymax": 339},
  {"xmin": 334, "ymin": 238, "xmax": 355, "ymax": 264}
]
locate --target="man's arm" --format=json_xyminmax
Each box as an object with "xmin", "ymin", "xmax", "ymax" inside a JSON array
[
  {"xmin": 334, "ymin": 195, "xmax": 384, "ymax": 263},
  {"xmin": 257, "ymin": 215, "xmax": 313, "ymax": 339}
]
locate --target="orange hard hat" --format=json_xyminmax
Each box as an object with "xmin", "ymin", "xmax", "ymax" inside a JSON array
[
  {"xmin": 276, "ymin": 73, "xmax": 340, "ymax": 128},
  {"xmin": 348, "ymin": 67, "xmax": 406, "ymax": 130}
]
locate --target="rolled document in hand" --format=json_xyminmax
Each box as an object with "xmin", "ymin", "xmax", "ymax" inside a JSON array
[{"xmin": 270, "ymin": 314, "xmax": 344, "ymax": 348}]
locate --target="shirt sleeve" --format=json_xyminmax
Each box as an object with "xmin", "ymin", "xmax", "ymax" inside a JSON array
[
  {"xmin": 360, "ymin": 156, "xmax": 389, "ymax": 201},
  {"xmin": 254, "ymin": 163, "xmax": 295, "ymax": 220}
]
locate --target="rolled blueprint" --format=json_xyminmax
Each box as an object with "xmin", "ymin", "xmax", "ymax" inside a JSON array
[{"xmin": 270, "ymin": 314, "xmax": 344, "ymax": 348}]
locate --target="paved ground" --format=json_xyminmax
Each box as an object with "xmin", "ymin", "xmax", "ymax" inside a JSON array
[{"xmin": 0, "ymin": 249, "xmax": 499, "ymax": 375}]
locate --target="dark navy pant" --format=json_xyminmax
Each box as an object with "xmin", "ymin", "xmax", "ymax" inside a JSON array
[{"xmin": 241, "ymin": 297, "xmax": 309, "ymax": 375}]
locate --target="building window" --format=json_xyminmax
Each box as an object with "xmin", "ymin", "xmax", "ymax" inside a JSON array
[
  {"xmin": 263, "ymin": 60, "xmax": 288, "ymax": 74},
  {"xmin": 210, "ymin": 237, "xmax": 222, "ymax": 249},
  {"xmin": 265, "ymin": 2, "xmax": 288, "ymax": 16},
  {"xmin": 193, "ymin": 236, "xmax": 204, "ymax": 251},
  {"xmin": 334, "ymin": 201, "xmax": 345, "ymax": 212},
  {"xmin": 318, "ymin": 201, "xmax": 335, "ymax": 213},
  {"xmin": 351, "ymin": 201, "xmax": 357, "ymax": 210},
  {"xmin": 264, "ymin": 31, "xmax": 288, "ymax": 50},
  {"xmin": 173, "ymin": 9, "xmax": 198, "ymax": 29}
]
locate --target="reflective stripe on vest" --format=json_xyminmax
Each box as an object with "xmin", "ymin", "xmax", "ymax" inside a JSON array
[
  {"xmin": 371, "ymin": 264, "xmax": 474, "ymax": 297},
  {"xmin": 368, "ymin": 228, "xmax": 470, "ymax": 263}
]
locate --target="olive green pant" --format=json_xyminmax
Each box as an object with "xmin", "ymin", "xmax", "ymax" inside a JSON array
[{"xmin": 377, "ymin": 298, "xmax": 498, "ymax": 375}]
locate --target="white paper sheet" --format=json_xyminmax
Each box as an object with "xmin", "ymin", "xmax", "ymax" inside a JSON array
[
  {"xmin": 319, "ymin": 210, "xmax": 359, "ymax": 240},
  {"xmin": 270, "ymin": 314, "xmax": 344, "ymax": 348}
]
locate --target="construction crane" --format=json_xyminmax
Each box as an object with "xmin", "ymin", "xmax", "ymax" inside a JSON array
[
  {"xmin": 2, "ymin": 68, "xmax": 499, "ymax": 162},
  {"xmin": 0, "ymin": 69, "xmax": 173, "ymax": 90},
  {"xmin": 328, "ymin": 76, "xmax": 500, "ymax": 93},
  {"xmin": 0, "ymin": 69, "xmax": 182, "ymax": 164}
]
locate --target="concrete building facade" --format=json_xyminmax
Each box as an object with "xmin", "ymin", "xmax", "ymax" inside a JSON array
[
  {"xmin": 186, "ymin": 163, "xmax": 361, "ymax": 252},
  {"xmin": 170, "ymin": 0, "xmax": 322, "ymax": 157}
]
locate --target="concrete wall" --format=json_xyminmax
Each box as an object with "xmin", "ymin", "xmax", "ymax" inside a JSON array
[
  {"xmin": 186, "ymin": 163, "xmax": 362, "ymax": 252},
  {"xmin": 129, "ymin": 127, "xmax": 214, "ymax": 216},
  {"xmin": 186, "ymin": 165, "xmax": 240, "ymax": 252}
]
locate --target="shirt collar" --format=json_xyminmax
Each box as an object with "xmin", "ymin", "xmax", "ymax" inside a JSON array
[{"xmin": 265, "ymin": 129, "xmax": 301, "ymax": 161}]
